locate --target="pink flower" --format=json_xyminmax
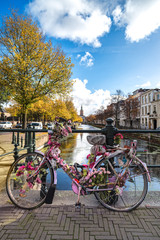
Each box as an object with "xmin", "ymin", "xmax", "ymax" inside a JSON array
[
  {"xmin": 18, "ymin": 165, "xmax": 25, "ymax": 170},
  {"xmin": 82, "ymin": 164, "xmax": 88, "ymax": 168},
  {"xmin": 27, "ymin": 181, "xmax": 33, "ymax": 189},
  {"xmin": 62, "ymin": 128, "xmax": 68, "ymax": 136},
  {"xmin": 115, "ymin": 186, "xmax": 123, "ymax": 196},
  {"xmin": 16, "ymin": 165, "xmax": 26, "ymax": 176},
  {"xmin": 36, "ymin": 177, "xmax": 42, "ymax": 184},
  {"xmin": 20, "ymin": 189, "xmax": 26, "ymax": 193},
  {"xmin": 114, "ymin": 133, "xmax": 123, "ymax": 139},
  {"xmin": 26, "ymin": 162, "xmax": 35, "ymax": 171},
  {"xmin": 48, "ymin": 139, "xmax": 52, "ymax": 145},
  {"xmin": 89, "ymin": 162, "xmax": 95, "ymax": 169},
  {"xmin": 67, "ymin": 126, "xmax": 72, "ymax": 133},
  {"xmin": 57, "ymin": 159, "xmax": 64, "ymax": 166},
  {"xmin": 104, "ymin": 152, "xmax": 110, "ymax": 157}
]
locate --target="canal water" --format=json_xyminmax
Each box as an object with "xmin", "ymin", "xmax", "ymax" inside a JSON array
[{"xmin": 57, "ymin": 124, "xmax": 160, "ymax": 191}]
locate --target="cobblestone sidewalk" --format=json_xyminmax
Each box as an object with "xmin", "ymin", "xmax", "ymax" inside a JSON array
[{"xmin": 0, "ymin": 204, "xmax": 160, "ymax": 240}]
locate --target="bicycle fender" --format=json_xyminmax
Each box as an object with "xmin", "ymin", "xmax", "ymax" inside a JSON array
[
  {"xmin": 45, "ymin": 183, "xmax": 56, "ymax": 204},
  {"xmin": 35, "ymin": 150, "xmax": 57, "ymax": 204},
  {"xmin": 45, "ymin": 169, "xmax": 57, "ymax": 204}
]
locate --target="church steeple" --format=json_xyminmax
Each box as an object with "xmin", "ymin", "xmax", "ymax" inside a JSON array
[{"xmin": 80, "ymin": 105, "xmax": 84, "ymax": 116}]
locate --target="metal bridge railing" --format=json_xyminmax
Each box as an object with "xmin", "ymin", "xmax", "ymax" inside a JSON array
[{"xmin": 0, "ymin": 118, "xmax": 160, "ymax": 167}]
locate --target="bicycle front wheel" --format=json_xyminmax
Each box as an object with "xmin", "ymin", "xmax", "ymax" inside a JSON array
[
  {"xmin": 94, "ymin": 154, "xmax": 148, "ymax": 212},
  {"xmin": 6, "ymin": 152, "xmax": 53, "ymax": 210}
]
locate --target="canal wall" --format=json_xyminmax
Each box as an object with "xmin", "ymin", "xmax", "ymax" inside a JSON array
[{"xmin": 123, "ymin": 132, "xmax": 160, "ymax": 148}]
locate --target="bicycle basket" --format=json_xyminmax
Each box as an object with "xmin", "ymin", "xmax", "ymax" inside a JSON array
[{"xmin": 87, "ymin": 135, "xmax": 106, "ymax": 145}]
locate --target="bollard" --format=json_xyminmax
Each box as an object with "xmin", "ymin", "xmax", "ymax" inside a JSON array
[
  {"xmin": 102, "ymin": 118, "xmax": 118, "ymax": 146},
  {"xmin": 12, "ymin": 132, "xmax": 15, "ymax": 144},
  {"xmin": 21, "ymin": 136, "xmax": 23, "ymax": 147},
  {"xmin": 17, "ymin": 132, "xmax": 20, "ymax": 146},
  {"xmin": 28, "ymin": 131, "xmax": 32, "ymax": 153},
  {"xmin": 27, "ymin": 124, "xmax": 34, "ymax": 153},
  {"xmin": 24, "ymin": 131, "xmax": 28, "ymax": 148},
  {"xmin": 14, "ymin": 135, "xmax": 19, "ymax": 161},
  {"xmin": 32, "ymin": 131, "xmax": 36, "ymax": 152}
]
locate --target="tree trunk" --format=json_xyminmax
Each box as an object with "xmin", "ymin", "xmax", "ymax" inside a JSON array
[{"xmin": 22, "ymin": 108, "xmax": 27, "ymax": 129}]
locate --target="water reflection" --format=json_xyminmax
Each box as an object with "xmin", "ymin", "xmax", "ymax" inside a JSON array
[
  {"xmin": 123, "ymin": 138, "xmax": 160, "ymax": 191},
  {"xmin": 57, "ymin": 125, "xmax": 96, "ymax": 190},
  {"xmin": 60, "ymin": 125, "xmax": 96, "ymax": 165}
]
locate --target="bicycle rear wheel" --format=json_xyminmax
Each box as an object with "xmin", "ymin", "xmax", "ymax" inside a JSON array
[
  {"xmin": 94, "ymin": 154, "xmax": 148, "ymax": 212},
  {"xmin": 6, "ymin": 152, "xmax": 53, "ymax": 210}
]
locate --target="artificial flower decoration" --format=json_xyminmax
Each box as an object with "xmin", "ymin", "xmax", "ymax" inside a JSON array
[{"xmin": 114, "ymin": 133, "xmax": 123, "ymax": 145}]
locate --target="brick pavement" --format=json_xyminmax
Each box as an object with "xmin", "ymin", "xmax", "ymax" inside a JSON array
[{"xmin": 0, "ymin": 204, "xmax": 160, "ymax": 240}]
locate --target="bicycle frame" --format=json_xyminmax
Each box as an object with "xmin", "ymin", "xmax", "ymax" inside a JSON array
[{"xmin": 38, "ymin": 142, "xmax": 150, "ymax": 185}]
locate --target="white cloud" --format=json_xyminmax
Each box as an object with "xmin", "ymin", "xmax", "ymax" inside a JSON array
[
  {"xmin": 71, "ymin": 78, "xmax": 111, "ymax": 115},
  {"xmin": 112, "ymin": 0, "xmax": 160, "ymax": 42},
  {"xmin": 27, "ymin": 0, "xmax": 160, "ymax": 46},
  {"xmin": 77, "ymin": 54, "xmax": 81, "ymax": 59},
  {"xmin": 28, "ymin": 0, "xmax": 111, "ymax": 48},
  {"xmin": 156, "ymin": 82, "xmax": 160, "ymax": 88},
  {"xmin": 112, "ymin": 5, "xmax": 123, "ymax": 25},
  {"xmin": 136, "ymin": 81, "xmax": 151, "ymax": 88},
  {"xmin": 78, "ymin": 52, "xmax": 94, "ymax": 67}
]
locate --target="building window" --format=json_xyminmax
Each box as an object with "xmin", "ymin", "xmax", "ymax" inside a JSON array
[
  {"xmin": 145, "ymin": 95, "xmax": 147, "ymax": 103},
  {"xmin": 142, "ymin": 107, "xmax": 144, "ymax": 115},
  {"xmin": 153, "ymin": 105, "xmax": 156, "ymax": 113},
  {"xmin": 145, "ymin": 118, "xmax": 147, "ymax": 127},
  {"xmin": 145, "ymin": 106, "xmax": 147, "ymax": 115},
  {"xmin": 142, "ymin": 118, "xmax": 144, "ymax": 125},
  {"xmin": 148, "ymin": 93, "xmax": 151, "ymax": 102},
  {"xmin": 148, "ymin": 105, "xmax": 151, "ymax": 114},
  {"xmin": 142, "ymin": 96, "xmax": 145, "ymax": 104},
  {"xmin": 157, "ymin": 94, "xmax": 159, "ymax": 100}
]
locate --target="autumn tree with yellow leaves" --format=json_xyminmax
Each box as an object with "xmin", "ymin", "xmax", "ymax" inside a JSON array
[
  {"xmin": 65, "ymin": 99, "xmax": 82, "ymax": 122},
  {"xmin": 0, "ymin": 11, "xmax": 73, "ymax": 128},
  {"xmin": 6, "ymin": 97, "xmax": 82, "ymax": 124}
]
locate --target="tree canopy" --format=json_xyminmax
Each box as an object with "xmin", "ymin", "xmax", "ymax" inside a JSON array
[
  {"xmin": 0, "ymin": 11, "xmax": 73, "ymax": 127},
  {"xmin": 6, "ymin": 97, "xmax": 82, "ymax": 123},
  {"xmin": 0, "ymin": 85, "xmax": 10, "ymax": 111}
]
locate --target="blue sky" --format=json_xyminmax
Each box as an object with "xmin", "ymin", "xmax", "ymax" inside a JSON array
[{"xmin": 1, "ymin": 0, "xmax": 160, "ymax": 115}]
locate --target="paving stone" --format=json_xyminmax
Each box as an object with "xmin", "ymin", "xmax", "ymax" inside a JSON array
[{"xmin": 0, "ymin": 205, "xmax": 160, "ymax": 240}]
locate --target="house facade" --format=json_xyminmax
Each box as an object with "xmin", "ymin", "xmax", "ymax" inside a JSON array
[
  {"xmin": 117, "ymin": 89, "xmax": 147, "ymax": 129},
  {"xmin": 140, "ymin": 89, "xmax": 160, "ymax": 129},
  {"xmin": 88, "ymin": 88, "xmax": 160, "ymax": 129}
]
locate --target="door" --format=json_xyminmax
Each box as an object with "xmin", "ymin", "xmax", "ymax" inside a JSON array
[{"xmin": 153, "ymin": 119, "xmax": 157, "ymax": 129}]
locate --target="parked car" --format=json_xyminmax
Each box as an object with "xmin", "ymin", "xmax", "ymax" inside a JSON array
[
  {"xmin": 47, "ymin": 123, "xmax": 54, "ymax": 130},
  {"xmin": 15, "ymin": 123, "xmax": 22, "ymax": 128},
  {"xmin": 30, "ymin": 122, "xmax": 43, "ymax": 129},
  {"xmin": 0, "ymin": 121, "xmax": 12, "ymax": 129}
]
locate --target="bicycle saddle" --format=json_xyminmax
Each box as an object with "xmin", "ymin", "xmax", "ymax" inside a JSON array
[{"xmin": 87, "ymin": 135, "xmax": 106, "ymax": 145}]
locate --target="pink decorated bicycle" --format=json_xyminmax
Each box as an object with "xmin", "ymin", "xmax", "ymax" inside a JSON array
[{"xmin": 6, "ymin": 120, "xmax": 151, "ymax": 211}]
